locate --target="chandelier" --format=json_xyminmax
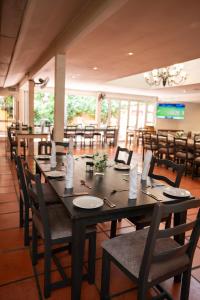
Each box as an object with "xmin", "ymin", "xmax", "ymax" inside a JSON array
[{"xmin": 144, "ymin": 64, "xmax": 187, "ymax": 87}]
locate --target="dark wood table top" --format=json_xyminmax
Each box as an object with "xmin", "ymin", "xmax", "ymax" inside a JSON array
[{"xmin": 35, "ymin": 156, "xmax": 185, "ymax": 220}]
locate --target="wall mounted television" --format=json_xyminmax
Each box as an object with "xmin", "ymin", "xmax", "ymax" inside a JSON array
[{"xmin": 156, "ymin": 103, "xmax": 185, "ymax": 120}]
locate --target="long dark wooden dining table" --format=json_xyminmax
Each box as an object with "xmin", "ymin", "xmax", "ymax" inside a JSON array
[{"xmin": 35, "ymin": 156, "xmax": 191, "ymax": 300}]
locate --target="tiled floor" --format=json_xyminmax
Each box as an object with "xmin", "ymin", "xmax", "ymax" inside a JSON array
[{"xmin": 0, "ymin": 139, "xmax": 200, "ymax": 299}]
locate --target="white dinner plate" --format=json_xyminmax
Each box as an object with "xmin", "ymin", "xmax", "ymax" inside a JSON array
[
  {"xmin": 163, "ymin": 187, "xmax": 191, "ymax": 199},
  {"xmin": 73, "ymin": 196, "xmax": 104, "ymax": 209},
  {"xmin": 114, "ymin": 164, "xmax": 130, "ymax": 171},
  {"xmin": 36, "ymin": 155, "xmax": 50, "ymax": 160},
  {"xmin": 45, "ymin": 170, "xmax": 65, "ymax": 178}
]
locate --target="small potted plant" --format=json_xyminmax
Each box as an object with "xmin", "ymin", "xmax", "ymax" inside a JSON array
[{"xmin": 93, "ymin": 152, "xmax": 108, "ymax": 174}]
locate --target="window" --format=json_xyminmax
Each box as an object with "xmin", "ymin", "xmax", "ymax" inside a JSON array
[
  {"xmin": 66, "ymin": 95, "xmax": 96, "ymax": 126},
  {"xmin": 146, "ymin": 103, "xmax": 155, "ymax": 126}
]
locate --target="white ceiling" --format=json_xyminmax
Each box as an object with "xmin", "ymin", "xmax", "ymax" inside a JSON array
[{"xmin": 2, "ymin": 0, "xmax": 200, "ymax": 101}]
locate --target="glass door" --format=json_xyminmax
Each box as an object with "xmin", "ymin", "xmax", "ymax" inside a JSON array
[
  {"xmin": 137, "ymin": 103, "xmax": 146, "ymax": 129},
  {"xmin": 110, "ymin": 100, "xmax": 120, "ymax": 127},
  {"xmin": 128, "ymin": 101, "xmax": 138, "ymax": 129}
]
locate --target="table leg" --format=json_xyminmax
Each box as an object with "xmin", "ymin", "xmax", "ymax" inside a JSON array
[
  {"xmin": 174, "ymin": 211, "xmax": 187, "ymax": 282},
  {"xmin": 71, "ymin": 220, "xmax": 86, "ymax": 300}
]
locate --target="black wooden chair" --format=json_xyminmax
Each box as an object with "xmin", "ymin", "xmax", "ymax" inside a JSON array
[
  {"xmin": 101, "ymin": 199, "xmax": 200, "ymax": 300},
  {"xmin": 110, "ymin": 157, "xmax": 185, "ymax": 237},
  {"xmin": 8, "ymin": 127, "xmax": 26, "ymax": 159},
  {"xmin": 64, "ymin": 125, "xmax": 77, "ymax": 142},
  {"xmin": 104, "ymin": 126, "xmax": 116, "ymax": 146},
  {"xmin": 157, "ymin": 134, "xmax": 174, "ymax": 160},
  {"xmin": 15, "ymin": 155, "xmax": 61, "ymax": 246},
  {"xmin": 174, "ymin": 137, "xmax": 193, "ymax": 175},
  {"xmin": 192, "ymin": 134, "xmax": 200, "ymax": 179},
  {"xmin": 25, "ymin": 169, "xmax": 96, "ymax": 298},
  {"xmin": 142, "ymin": 132, "xmax": 158, "ymax": 160},
  {"xmin": 75, "ymin": 124, "xmax": 84, "ymax": 144},
  {"xmin": 114, "ymin": 146, "xmax": 133, "ymax": 165},
  {"xmin": 83, "ymin": 125, "xmax": 95, "ymax": 146}
]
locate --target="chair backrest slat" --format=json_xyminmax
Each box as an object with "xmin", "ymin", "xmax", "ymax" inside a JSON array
[
  {"xmin": 24, "ymin": 169, "xmax": 51, "ymax": 240},
  {"xmin": 148, "ymin": 156, "xmax": 185, "ymax": 187},
  {"xmin": 152, "ymin": 244, "xmax": 189, "ymax": 263},
  {"xmin": 157, "ymin": 221, "xmax": 196, "ymax": 239}
]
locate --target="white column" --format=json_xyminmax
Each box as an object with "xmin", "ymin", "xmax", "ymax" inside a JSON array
[
  {"xmin": 28, "ymin": 80, "xmax": 34, "ymax": 126},
  {"xmin": 54, "ymin": 53, "xmax": 65, "ymax": 141},
  {"xmin": 13, "ymin": 94, "xmax": 20, "ymax": 122},
  {"xmin": 18, "ymin": 89, "xmax": 24, "ymax": 123}
]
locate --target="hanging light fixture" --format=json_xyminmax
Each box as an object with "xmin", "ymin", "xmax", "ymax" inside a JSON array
[{"xmin": 144, "ymin": 64, "xmax": 187, "ymax": 87}]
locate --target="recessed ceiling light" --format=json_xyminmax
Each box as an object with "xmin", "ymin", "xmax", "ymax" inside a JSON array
[
  {"xmin": 93, "ymin": 66, "xmax": 98, "ymax": 70},
  {"xmin": 128, "ymin": 52, "xmax": 134, "ymax": 56},
  {"xmin": 183, "ymin": 90, "xmax": 186, "ymax": 93}
]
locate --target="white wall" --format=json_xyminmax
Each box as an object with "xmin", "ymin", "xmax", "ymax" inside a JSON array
[{"xmin": 155, "ymin": 102, "xmax": 200, "ymax": 132}]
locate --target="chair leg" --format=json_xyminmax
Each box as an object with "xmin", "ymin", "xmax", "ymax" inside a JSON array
[
  {"xmin": 19, "ymin": 195, "xmax": 24, "ymax": 228},
  {"xmin": 44, "ymin": 243, "xmax": 52, "ymax": 298},
  {"xmin": 110, "ymin": 220, "xmax": 117, "ymax": 238},
  {"xmin": 180, "ymin": 269, "xmax": 191, "ymax": 300},
  {"xmin": 24, "ymin": 206, "xmax": 30, "ymax": 246},
  {"xmin": 100, "ymin": 250, "xmax": 111, "ymax": 300},
  {"xmin": 137, "ymin": 284, "xmax": 148, "ymax": 300},
  {"xmin": 32, "ymin": 223, "xmax": 38, "ymax": 265},
  {"xmin": 87, "ymin": 232, "xmax": 96, "ymax": 284}
]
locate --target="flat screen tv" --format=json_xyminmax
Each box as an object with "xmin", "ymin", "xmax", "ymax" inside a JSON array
[{"xmin": 156, "ymin": 103, "xmax": 185, "ymax": 120}]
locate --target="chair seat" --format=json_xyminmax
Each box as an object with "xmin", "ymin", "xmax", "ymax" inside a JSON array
[
  {"xmin": 33, "ymin": 204, "xmax": 96, "ymax": 241},
  {"xmin": 32, "ymin": 183, "xmax": 61, "ymax": 205},
  {"xmin": 102, "ymin": 229, "xmax": 189, "ymax": 283},
  {"xmin": 176, "ymin": 152, "xmax": 193, "ymax": 159}
]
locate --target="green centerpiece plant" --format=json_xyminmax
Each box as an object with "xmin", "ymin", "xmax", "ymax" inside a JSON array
[{"xmin": 93, "ymin": 152, "xmax": 108, "ymax": 173}]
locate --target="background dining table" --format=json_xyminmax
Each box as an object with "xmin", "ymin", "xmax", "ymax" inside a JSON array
[{"xmin": 35, "ymin": 155, "xmax": 192, "ymax": 300}]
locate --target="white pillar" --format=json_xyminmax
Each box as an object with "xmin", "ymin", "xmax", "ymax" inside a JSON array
[
  {"xmin": 13, "ymin": 94, "xmax": 20, "ymax": 122},
  {"xmin": 28, "ymin": 80, "xmax": 34, "ymax": 126},
  {"xmin": 18, "ymin": 89, "xmax": 24, "ymax": 123},
  {"xmin": 54, "ymin": 54, "xmax": 65, "ymax": 141}
]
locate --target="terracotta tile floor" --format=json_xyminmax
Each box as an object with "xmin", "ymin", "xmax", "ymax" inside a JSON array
[{"xmin": 0, "ymin": 139, "xmax": 200, "ymax": 299}]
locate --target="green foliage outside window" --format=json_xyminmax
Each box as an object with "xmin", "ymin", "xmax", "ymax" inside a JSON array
[{"xmin": 34, "ymin": 92, "xmax": 100, "ymax": 125}]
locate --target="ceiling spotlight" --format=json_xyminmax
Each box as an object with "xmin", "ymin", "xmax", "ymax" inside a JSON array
[
  {"xmin": 93, "ymin": 66, "xmax": 98, "ymax": 70},
  {"xmin": 128, "ymin": 52, "xmax": 134, "ymax": 56}
]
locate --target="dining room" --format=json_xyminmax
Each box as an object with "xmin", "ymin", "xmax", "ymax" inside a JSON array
[{"xmin": 1, "ymin": 1, "xmax": 200, "ymax": 300}]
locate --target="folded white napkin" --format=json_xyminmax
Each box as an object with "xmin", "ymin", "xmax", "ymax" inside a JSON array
[
  {"xmin": 141, "ymin": 150, "xmax": 152, "ymax": 181},
  {"xmin": 129, "ymin": 163, "xmax": 138, "ymax": 199},
  {"xmin": 65, "ymin": 153, "xmax": 74, "ymax": 189}
]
